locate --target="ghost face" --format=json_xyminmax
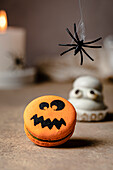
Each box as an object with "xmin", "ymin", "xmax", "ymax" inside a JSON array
[
  {"xmin": 70, "ymin": 87, "xmax": 103, "ymax": 101},
  {"xmin": 69, "ymin": 87, "xmax": 106, "ymax": 111}
]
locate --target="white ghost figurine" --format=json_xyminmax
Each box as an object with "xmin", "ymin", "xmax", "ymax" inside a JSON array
[{"xmin": 69, "ymin": 76, "xmax": 108, "ymax": 121}]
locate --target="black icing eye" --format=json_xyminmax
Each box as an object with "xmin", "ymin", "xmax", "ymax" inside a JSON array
[
  {"xmin": 75, "ymin": 89, "xmax": 80, "ymax": 94},
  {"xmin": 50, "ymin": 100, "xmax": 65, "ymax": 111},
  {"xmin": 87, "ymin": 89, "xmax": 97, "ymax": 99},
  {"xmin": 75, "ymin": 89, "xmax": 82, "ymax": 98},
  {"xmin": 39, "ymin": 102, "xmax": 49, "ymax": 110},
  {"xmin": 90, "ymin": 90, "xmax": 95, "ymax": 94}
]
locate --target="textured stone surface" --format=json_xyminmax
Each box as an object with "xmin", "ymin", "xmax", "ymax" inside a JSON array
[{"xmin": 0, "ymin": 82, "xmax": 113, "ymax": 170}]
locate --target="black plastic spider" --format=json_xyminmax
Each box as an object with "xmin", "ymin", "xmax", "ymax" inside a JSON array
[
  {"xmin": 59, "ymin": 23, "xmax": 102, "ymax": 65},
  {"xmin": 9, "ymin": 52, "xmax": 25, "ymax": 69}
]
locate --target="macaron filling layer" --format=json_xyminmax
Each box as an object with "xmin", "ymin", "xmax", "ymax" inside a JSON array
[{"xmin": 26, "ymin": 127, "xmax": 73, "ymax": 143}]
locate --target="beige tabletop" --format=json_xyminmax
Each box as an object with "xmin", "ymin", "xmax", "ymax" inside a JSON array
[{"xmin": 0, "ymin": 82, "xmax": 113, "ymax": 170}]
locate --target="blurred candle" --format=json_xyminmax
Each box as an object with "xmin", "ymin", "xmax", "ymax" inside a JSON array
[
  {"xmin": 0, "ymin": 10, "xmax": 7, "ymax": 31},
  {"xmin": 0, "ymin": 10, "xmax": 26, "ymax": 71}
]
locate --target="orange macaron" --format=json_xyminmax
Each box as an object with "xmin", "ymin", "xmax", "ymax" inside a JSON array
[{"xmin": 24, "ymin": 95, "xmax": 76, "ymax": 147}]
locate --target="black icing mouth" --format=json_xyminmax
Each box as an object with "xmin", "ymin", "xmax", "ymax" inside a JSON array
[{"xmin": 31, "ymin": 114, "xmax": 66, "ymax": 130}]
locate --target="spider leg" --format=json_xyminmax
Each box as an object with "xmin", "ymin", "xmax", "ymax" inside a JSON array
[
  {"xmin": 74, "ymin": 46, "xmax": 83, "ymax": 65},
  {"xmin": 84, "ymin": 37, "xmax": 102, "ymax": 44},
  {"xmin": 83, "ymin": 44, "xmax": 102, "ymax": 48},
  {"xmin": 74, "ymin": 46, "xmax": 80, "ymax": 55},
  {"xmin": 60, "ymin": 47, "xmax": 75, "ymax": 56},
  {"xmin": 74, "ymin": 23, "xmax": 80, "ymax": 41},
  {"xmin": 66, "ymin": 28, "xmax": 78, "ymax": 43},
  {"xmin": 81, "ymin": 47, "xmax": 94, "ymax": 61},
  {"xmin": 59, "ymin": 44, "xmax": 77, "ymax": 47},
  {"xmin": 80, "ymin": 50, "xmax": 83, "ymax": 65}
]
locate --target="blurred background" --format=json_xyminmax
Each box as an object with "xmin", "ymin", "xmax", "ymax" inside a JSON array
[
  {"xmin": 0, "ymin": 0, "xmax": 113, "ymax": 85},
  {"xmin": 0, "ymin": 0, "xmax": 113, "ymax": 64}
]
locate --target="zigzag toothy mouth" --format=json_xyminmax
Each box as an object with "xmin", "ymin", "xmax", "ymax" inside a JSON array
[{"xmin": 30, "ymin": 114, "xmax": 66, "ymax": 130}]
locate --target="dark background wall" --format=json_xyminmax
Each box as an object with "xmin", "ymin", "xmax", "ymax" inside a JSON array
[{"xmin": 0, "ymin": 0, "xmax": 113, "ymax": 65}]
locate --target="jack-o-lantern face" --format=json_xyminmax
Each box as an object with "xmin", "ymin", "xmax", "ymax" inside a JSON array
[
  {"xmin": 31, "ymin": 100, "xmax": 66, "ymax": 130},
  {"xmin": 24, "ymin": 95, "xmax": 76, "ymax": 147}
]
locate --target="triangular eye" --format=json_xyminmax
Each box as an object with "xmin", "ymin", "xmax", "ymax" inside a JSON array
[
  {"xmin": 39, "ymin": 102, "xmax": 49, "ymax": 110},
  {"xmin": 50, "ymin": 100, "xmax": 65, "ymax": 111}
]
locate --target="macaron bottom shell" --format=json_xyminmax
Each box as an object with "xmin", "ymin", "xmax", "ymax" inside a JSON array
[{"xmin": 24, "ymin": 124, "xmax": 75, "ymax": 147}]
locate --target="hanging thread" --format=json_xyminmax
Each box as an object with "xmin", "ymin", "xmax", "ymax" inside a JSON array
[{"xmin": 77, "ymin": 0, "xmax": 85, "ymax": 41}]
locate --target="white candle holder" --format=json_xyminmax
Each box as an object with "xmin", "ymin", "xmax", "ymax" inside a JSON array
[
  {"xmin": 0, "ymin": 10, "xmax": 36, "ymax": 89},
  {"xmin": 0, "ymin": 67, "xmax": 36, "ymax": 89}
]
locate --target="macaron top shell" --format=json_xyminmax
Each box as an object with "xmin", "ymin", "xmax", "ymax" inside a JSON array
[{"xmin": 24, "ymin": 95, "xmax": 76, "ymax": 141}]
